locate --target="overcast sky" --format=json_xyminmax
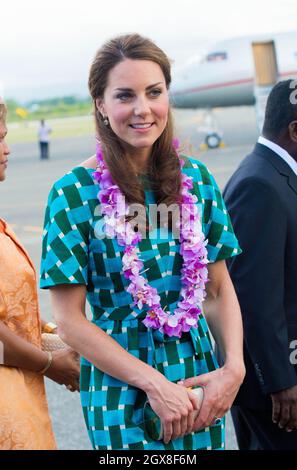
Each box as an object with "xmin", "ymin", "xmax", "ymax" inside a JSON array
[{"xmin": 1, "ymin": 0, "xmax": 297, "ymax": 101}]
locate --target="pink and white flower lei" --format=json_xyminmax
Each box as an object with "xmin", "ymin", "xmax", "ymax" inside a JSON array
[{"xmin": 93, "ymin": 141, "xmax": 209, "ymax": 338}]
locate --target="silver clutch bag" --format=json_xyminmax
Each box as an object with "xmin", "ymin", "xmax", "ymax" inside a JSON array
[{"xmin": 41, "ymin": 333, "xmax": 69, "ymax": 352}]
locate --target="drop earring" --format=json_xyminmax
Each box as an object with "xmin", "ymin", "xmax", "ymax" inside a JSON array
[{"xmin": 103, "ymin": 117, "xmax": 109, "ymax": 126}]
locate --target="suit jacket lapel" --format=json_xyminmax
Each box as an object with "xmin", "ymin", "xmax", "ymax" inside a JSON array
[
  {"xmin": 254, "ymin": 143, "xmax": 297, "ymax": 195},
  {"xmin": 287, "ymin": 173, "xmax": 297, "ymax": 195}
]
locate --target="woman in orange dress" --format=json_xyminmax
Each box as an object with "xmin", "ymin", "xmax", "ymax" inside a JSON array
[{"xmin": 0, "ymin": 100, "xmax": 80, "ymax": 450}]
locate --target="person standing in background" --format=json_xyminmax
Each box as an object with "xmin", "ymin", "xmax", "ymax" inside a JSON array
[
  {"xmin": 38, "ymin": 119, "xmax": 52, "ymax": 159},
  {"xmin": 223, "ymin": 80, "xmax": 297, "ymax": 450}
]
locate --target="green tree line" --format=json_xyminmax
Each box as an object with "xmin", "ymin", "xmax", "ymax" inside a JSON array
[{"xmin": 6, "ymin": 96, "xmax": 93, "ymax": 122}]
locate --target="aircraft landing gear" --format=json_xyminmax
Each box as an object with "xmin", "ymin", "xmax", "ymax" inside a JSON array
[
  {"xmin": 205, "ymin": 132, "xmax": 222, "ymax": 149},
  {"xmin": 200, "ymin": 109, "xmax": 224, "ymax": 150}
]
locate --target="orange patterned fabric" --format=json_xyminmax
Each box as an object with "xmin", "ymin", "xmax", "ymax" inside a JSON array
[{"xmin": 0, "ymin": 219, "xmax": 56, "ymax": 450}]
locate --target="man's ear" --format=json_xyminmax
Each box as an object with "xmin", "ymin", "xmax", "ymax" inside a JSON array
[
  {"xmin": 95, "ymin": 98, "xmax": 105, "ymax": 117},
  {"xmin": 288, "ymin": 120, "xmax": 297, "ymax": 143}
]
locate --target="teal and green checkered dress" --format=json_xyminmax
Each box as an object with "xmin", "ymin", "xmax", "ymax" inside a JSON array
[{"xmin": 40, "ymin": 156, "xmax": 241, "ymax": 450}]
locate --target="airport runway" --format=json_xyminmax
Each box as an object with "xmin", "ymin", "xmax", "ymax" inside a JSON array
[{"xmin": 1, "ymin": 106, "xmax": 259, "ymax": 450}]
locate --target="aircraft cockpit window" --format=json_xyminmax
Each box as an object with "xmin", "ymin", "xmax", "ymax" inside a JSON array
[{"xmin": 205, "ymin": 52, "xmax": 228, "ymax": 62}]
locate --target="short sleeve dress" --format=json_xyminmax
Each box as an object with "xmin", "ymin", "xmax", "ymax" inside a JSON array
[
  {"xmin": 0, "ymin": 219, "xmax": 56, "ymax": 450},
  {"xmin": 40, "ymin": 156, "xmax": 241, "ymax": 450}
]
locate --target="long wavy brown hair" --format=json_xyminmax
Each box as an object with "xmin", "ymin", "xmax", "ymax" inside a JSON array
[
  {"xmin": 0, "ymin": 103, "xmax": 7, "ymax": 125},
  {"xmin": 88, "ymin": 34, "xmax": 181, "ymax": 210}
]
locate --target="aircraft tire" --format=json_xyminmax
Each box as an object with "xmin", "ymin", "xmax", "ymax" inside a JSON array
[{"xmin": 205, "ymin": 133, "xmax": 221, "ymax": 149}]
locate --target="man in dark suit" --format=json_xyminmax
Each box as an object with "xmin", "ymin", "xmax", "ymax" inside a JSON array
[{"xmin": 223, "ymin": 80, "xmax": 297, "ymax": 449}]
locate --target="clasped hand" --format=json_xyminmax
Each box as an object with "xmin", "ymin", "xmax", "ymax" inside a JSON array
[
  {"xmin": 45, "ymin": 349, "xmax": 80, "ymax": 392},
  {"xmin": 147, "ymin": 365, "xmax": 244, "ymax": 444}
]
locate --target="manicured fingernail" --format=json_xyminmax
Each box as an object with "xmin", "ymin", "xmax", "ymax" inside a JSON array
[{"xmin": 177, "ymin": 380, "xmax": 184, "ymax": 385}]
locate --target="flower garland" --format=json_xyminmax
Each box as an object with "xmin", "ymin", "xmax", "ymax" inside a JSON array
[{"xmin": 93, "ymin": 141, "xmax": 209, "ymax": 338}]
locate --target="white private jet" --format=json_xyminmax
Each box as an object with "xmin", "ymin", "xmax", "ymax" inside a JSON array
[{"xmin": 171, "ymin": 30, "xmax": 297, "ymax": 147}]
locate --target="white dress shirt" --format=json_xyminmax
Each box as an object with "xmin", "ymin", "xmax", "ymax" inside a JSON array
[
  {"xmin": 258, "ymin": 136, "xmax": 297, "ymax": 176},
  {"xmin": 38, "ymin": 124, "xmax": 52, "ymax": 143}
]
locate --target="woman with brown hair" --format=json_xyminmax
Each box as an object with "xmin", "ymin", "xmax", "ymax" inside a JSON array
[
  {"xmin": 40, "ymin": 34, "xmax": 245, "ymax": 450},
  {"xmin": 0, "ymin": 99, "xmax": 80, "ymax": 450}
]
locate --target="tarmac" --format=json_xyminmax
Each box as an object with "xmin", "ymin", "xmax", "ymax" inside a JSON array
[{"xmin": 1, "ymin": 106, "xmax": 259, "ymax": 450}]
